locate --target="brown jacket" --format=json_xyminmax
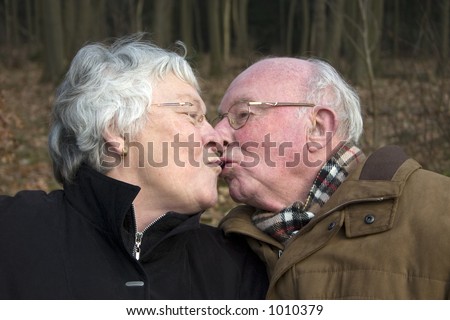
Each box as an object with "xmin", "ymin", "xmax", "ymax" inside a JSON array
[{"xmin": 220, "ymin": 146, "xmax": 450, "ymax": 299}]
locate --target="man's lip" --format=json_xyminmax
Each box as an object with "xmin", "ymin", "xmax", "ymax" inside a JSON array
[
  {"xmin": 219, "ymin": 156, "xmax": 233, "ymax": 163},
  {"xmin": 207, "ymin": 158, "xmax": 223, "ymax": 167},
  {"xmin": 219, "ymin": 156, "xmax": 229, "ymax": 163},
  {"xmin": 219, "ymin": 157, "xmax": 236, "ymax": 169}
]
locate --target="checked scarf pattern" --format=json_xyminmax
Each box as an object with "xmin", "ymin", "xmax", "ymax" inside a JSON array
[{"xmin": 252, "ymin": 142, "xmax": 365, "ymax": 245}]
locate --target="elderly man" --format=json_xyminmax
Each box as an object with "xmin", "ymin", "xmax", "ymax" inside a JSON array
[{"xmin": 214, "ymin": 57, "xmax": 450, "ymax": 299}]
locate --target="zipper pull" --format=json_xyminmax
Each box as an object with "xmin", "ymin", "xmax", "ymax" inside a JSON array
[{"xmin": 134, "ymin": 231, "xmax": 143, "ymax": 260}]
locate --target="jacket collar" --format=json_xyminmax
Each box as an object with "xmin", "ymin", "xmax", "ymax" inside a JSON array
[
  {"xmin": 64, "ymin": 164, "xmax": 204, "ymax": 256},
  {"xmin": 220, "ymin": 205, "xmax": 284, "ymax": 250},
  {"xmin": 63, "ymin": 164, "xmax": 141, "ymax": 240},
  {"xmin": 315, "ymin": 146, "xmax": 419, "ymax": 222}
]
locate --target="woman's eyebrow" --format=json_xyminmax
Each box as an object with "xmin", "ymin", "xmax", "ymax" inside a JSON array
[{"xmin": 175, "ymin": 96, "xmax": 206, "ymax": 112}]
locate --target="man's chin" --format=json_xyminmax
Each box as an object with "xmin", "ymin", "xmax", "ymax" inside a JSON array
[
  {"xmin": 228, "ymin": 186, "xmax": 248, "ymax": 205},
  {"xmin": 224, "ymin": 176, "xmax": 253, "ymax": 205}
]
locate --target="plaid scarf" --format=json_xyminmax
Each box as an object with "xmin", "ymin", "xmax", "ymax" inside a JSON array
[{"xmin": 252, "ymin": 142, "xmax": 365, "ymax": 245}]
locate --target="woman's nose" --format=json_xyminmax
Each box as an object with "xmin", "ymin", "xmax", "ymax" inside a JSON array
[{"xmin": 202, "ymin": 121, "xmax": 224, "ymax": 155}]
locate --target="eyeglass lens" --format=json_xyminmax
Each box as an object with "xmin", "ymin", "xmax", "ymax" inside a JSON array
[{"xmin": 213, "ymin": 102, "xmax": 250, "ymax": 129}]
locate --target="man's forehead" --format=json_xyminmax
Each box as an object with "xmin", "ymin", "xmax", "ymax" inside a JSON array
[
  {"xmin": 223, "ymin": 60, "xmax": 311, "ymax": 101},
  {"xmin": 243, "ymin": 58, "xmax": 312, "ymax": 78}
]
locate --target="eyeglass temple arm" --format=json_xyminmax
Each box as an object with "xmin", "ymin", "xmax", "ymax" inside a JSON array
[{"xmin": 247, "ymin": 101, "xmax": 315, "ymax": 107}]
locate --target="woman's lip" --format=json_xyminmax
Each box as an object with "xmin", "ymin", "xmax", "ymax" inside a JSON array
[
  {"xmin": 219, "ymin": 157, "xmax": 230, "ymax": 169},
  {"xmin": 219, "ymin": 157, "xmax": 239, "ymax": 170}
]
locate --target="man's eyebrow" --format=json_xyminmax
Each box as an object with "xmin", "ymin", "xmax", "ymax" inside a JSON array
[{"xmin": 217, "ymin": 97, "xmax": 252, "ymax": 113}]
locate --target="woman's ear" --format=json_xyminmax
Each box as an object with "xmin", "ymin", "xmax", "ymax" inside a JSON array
[
  {"xmin": 306, "ymin": 107, "xmax": 338, "ymax": 152},
  {"xmin": 102, "ymin": 128, "xmax": 126, "ymax": 157}
]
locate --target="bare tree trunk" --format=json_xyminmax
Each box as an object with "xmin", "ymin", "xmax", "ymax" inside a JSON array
[
  {"xmin": 358, "ymin": 0, "xmax": 378, "ymax": 146},
  {"xmin": 97, "ymin": 0, "xmax": 107, "ymax": 39},
  {"xmin": 77, "ymin": 0, "xmax": 93, "ymax": 44},
  {"xmin": 232, "ymin": 0, "xmax": 249, "ymax": 56},
  {"xmin": 344, "ymin": 0, "xmax": 365, "ymax": 84},
  {"xmin": 154, "ymin": 0, "xmax": 174, "ymax": 47},
  {"xmin": 342, "ymin": 0, "xmax": 370, "ymax": 146},
  {"xmin": 326, "ymin": 0, "xmax": 345, "ymax": 64},
  {"xmin": 4, "ymin": 0, "xmax": 12, "ymax": 44},
  {"xmin": 437, "ymin": 0, "xmax": 449, "ymax": 76},
  {"xmin": 208, "ymin": 0, "xmax": 222, "ymax": 76},
  {"xmin": 64, "ymin": 0, "xmax": 77, "ymax": 58},
  {"xmin": 63, "ymin": 0, "xmax": 107, "ymax": 59},
  {"xmin": 299, "ymin": 0, "xmax": 310, "ymax": 55},
  {"xmin": 4, "ymin": 0, "xmax": 20, "ymax": 45},
  {"xmin": 25, "ymin": 0, "xmax": 33, "ymax": 42},
  {"xmin": 126, "ymin": 0, "xmax": 144, "ymax": 33},
  {"xmin": 34, "ymin": 0, "xmax": 42, "ymax": 45},
  {"xmin": 180, "ymin": 0, "xmax": 194, "ymax": 52},
  {"xmin": 279, "ymin": 0, "xmax": 286, "ymax": 51},
  {"xmin": 223, "ymin": 0, "xmax": 231, "ymax": 63},
  {"xmin": 108, "ymin": 1, "xmax": 130, "ymax": 35},
  {"xmin": 311, "ymin": 0, "xmax": 326, "ymax": 56},
  {"xmin": 370, "ymin": 0, "xmax": 384, "ymax": 77},
  {"xmin": 42, "ymin": 0, "xmax": 66, "ymax": 82},
  {"xmin": 193, "ymin": 0, "xmax": 204, "ymax": 52},
  {"xmin": 358, "ymin": 0, "xmax": 375, "ymax": 87},
  {"xmin": 135, "ymin": 0, "xmax": 144, "ymax": 32},
  {"xmin": 286, "ymin": 0, "xmax": 297, "ymax": 55},
  {"xmin": 393, "ymin": 0, "xmax": 399, "ymax": 57}
]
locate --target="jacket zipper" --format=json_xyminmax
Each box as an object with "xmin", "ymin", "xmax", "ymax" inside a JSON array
[{"xmin": 132, "ymin": 204, "xmax": 166, "ymax": 260}]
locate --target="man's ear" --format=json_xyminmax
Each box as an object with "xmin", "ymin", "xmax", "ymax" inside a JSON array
[
  {"xmin": 102, "ymin": 128, "xmax": 126, "ymax": 157},
  {"xmin": 306, "ymin": 107, "xmax": 338, "ymax": 152}
]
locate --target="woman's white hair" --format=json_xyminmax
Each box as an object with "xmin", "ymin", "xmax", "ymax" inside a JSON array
[
  {"xmin": 306, "ymin": 58, "xmax": 363, "ymax": 143},
  {"xmin": 48, "ymin": 34, "xmax": 199, "ymax": 184}
]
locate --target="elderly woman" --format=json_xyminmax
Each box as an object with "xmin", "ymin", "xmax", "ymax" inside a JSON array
[{"xmin": 0, "ymin": 35, "xmax": 268, "ymax": 299}]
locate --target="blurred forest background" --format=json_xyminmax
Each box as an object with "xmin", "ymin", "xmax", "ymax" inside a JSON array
[{"xmin": 0, "ymin": 0, "xmax": 449, "ymax": 225}]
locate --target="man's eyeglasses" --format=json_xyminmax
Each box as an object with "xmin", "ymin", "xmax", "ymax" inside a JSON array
[
  {"xmin": 151, "ymin": 102, "xmax": 207, "ymax": 127},
  {"xmin": 212, "ymin": 101, "xmax": 315, "ymax": 130}
]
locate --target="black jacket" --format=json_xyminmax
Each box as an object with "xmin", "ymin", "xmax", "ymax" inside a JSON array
[{"xmin": 0, "ymin": 165, "xmax": 268, "ymax": 299}]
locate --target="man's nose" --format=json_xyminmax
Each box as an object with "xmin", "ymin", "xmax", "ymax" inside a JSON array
[{"xmin": 213, "ymin": 118, "xmax": 233, "ymax": 149}]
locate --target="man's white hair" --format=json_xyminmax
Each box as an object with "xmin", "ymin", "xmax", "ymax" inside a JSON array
[{"xmin": 306, "ymin": 58, "xmax": 363, "ymax": 143}]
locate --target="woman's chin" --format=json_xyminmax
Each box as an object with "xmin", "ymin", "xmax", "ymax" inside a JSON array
[{"xmin": 199, "ymin": 193, "xmax": 219, "ymax": 211}]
